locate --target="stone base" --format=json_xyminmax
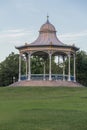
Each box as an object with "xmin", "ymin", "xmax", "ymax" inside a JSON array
[{"xmin": 9, "ymin": 80, "xmax": 83, "ymax": 87}]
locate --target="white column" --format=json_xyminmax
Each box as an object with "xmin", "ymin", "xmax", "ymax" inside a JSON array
[
  {"xmin": 63, "ymin": 57, "xmax": 65, "ymax": 81},
  {"xmin": 68, "ymin": 53, "xmax": 71, "ymax": 81},
  {"xmin": 74, "ymin": 54, "xmax": 76, "ymax": 82},
  {"xmin": 49, "ymin": 53, "xmax": 52, "ymax": 81},
  {"xmin": 26, "ymin": 56, "xmax": 28, "ymax": 78},
  {"xmin": 43, "ymin": 62, "xmax": 46, "ymax": 80},
  {"xmin": 58, "ymin": 55, "xmax": 59, "ymax": 65},
  {"xmin": 18, "ymin": 54, "xmax": 21, "ymax": 81},
  {"xmin": 28, "ymin": 53, "xmax": 31, "ymax": 80}
]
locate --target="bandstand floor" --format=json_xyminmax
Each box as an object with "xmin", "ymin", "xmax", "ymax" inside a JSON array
[{"xmin": 10, "ymin": 80, "xmax": 83, "ymax": 87}]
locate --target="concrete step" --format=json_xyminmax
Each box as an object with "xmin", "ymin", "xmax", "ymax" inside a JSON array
[{"xmin": 9, "ymin": 80, "xmax": 83, "ymax": 87}]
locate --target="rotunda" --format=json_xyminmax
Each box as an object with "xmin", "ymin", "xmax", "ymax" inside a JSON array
[{"xmin": 16, "ymin": 16, "xmax": 79, "ymax": 82}]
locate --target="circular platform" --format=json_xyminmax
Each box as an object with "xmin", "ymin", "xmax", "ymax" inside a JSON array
[{"xmin": 10, "ymin": 80, "xmax": 83, "ymax": 87}]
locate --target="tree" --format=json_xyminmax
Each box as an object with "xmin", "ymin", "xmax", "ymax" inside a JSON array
[
  {"xmin": 0, "ymin": 52, "xmax": 25, "ymax": 86},
  {"xmin": 65, "ymin": 50, "xmax": 87, "ymax": 86},
  {"xmin": 31, "ymin": 56, "xmax": 44, "ymax": 74},
  {"xmin": 76, "ymin": 51, "xmax": 87, "ymax": 86},
  {"xmin": 31, "ymin": 55, "xmax": 59, "ymax": 74}
]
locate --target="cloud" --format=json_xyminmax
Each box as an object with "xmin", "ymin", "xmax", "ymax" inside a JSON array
[
  {"xmin": 59, "ymin": 30, "xmax": 87, "ymax": 39},
  {"xmin": 0, "ymin": 29, "xmax": 35, "ymax": 39},
  {"xmin": 0, "ymin": 28, "xmax": 38, "ymax": 51},
  {"xmin": 1, "ymin": 29, "xmax": 87, "ymax": 42},
  {"xmin": 58, "ymin": 30, "xmax": 87, "ymax": 46}
]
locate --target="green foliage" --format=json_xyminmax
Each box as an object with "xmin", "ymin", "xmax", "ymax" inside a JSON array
[
  {"xmin": 0, "ymin": 87, "xmax": 87, "ymax": 130},
  {"xmin": 31, "ymin": 56, "xmax": 44, "ymax": 74},
  {"xmin": 31, "ymin": 56, "xmax": 60, "ymax": 74},
  {"xmin": 76, "ymin": 51, "xmax": 87, "ymax": 86},
  {"xmin": 0, "ymin": 52, "xmax": 25, "ymax": 86}
]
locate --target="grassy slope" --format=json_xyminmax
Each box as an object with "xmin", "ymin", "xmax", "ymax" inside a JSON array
[{"xmin": 0, "ymin": 87, "xmax": 87, "ymax": 130}]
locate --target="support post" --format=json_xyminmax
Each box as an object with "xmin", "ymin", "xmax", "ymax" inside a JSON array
[
  {"xmin": 56, "ymin": 55, "xmax": 60, "ymax": 80},
  {"xmin": 28, "ymin": 53, "xmax": 31, "ymax": 80},
  {"xmin": 63, "ymin": 56, "xmax": 65, "ymax": 81},
  {"xmin": 58, "ymin": 55, "xmax": 59, "ymax": 66},
  {"xmin": 18, "ymin": 54, "xmax": 21, "ymax": 81},
  {"xmin": 68, "ymin": 53, "xmax": 71, "ymax": 81},
  {"xmin": 43, "ymin": 62, "xmax": 46, "ymax": 80},
  {"xmin": 26, "ymin": 56, "xmax": 28, "ymax": 79},
  {"xmin": 74, "ymin": 54, "xmax": 76, "ymax": 82},
  {"xmin": 49, "ymin": 53, "xmax": 52, "ymax": 81}
]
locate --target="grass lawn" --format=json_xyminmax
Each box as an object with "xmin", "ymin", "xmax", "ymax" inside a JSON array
[{"xmin": 0, "ymin": 86, "xmax": 87, "ymax": 130}]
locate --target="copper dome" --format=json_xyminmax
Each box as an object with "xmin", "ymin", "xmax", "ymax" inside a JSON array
[
  {"xmin": 29, "ymin": 17, "xmax": 64, "ymax": 46},
  {"xmin": 39, "ymin": 19, "xmax": 56, "ymax": 33}
]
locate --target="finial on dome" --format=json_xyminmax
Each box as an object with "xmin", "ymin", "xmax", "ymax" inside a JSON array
[{"xmin": 47, "ymin": 14, "xmax": 49, "ymax": 23}]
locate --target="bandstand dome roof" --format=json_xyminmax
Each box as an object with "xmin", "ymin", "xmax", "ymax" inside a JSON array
[
  {"xmin": 39, "ymin": 19, "xmax": 56, "ymax": 32},
  {"xmin": 30, "ymin": 16, "xmax": 65, "ymax": 46},
  {"xmin": 16, "ymin": 16, "xmax": 79, "ymax": 52}
]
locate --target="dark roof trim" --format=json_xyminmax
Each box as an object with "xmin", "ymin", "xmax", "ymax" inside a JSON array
[{"xmin": 15, "ymin": 44, "xmax": 79, "ymax": 51}]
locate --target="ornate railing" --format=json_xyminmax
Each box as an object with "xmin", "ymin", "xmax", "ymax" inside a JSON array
[{"xmin": 21, "ymin": 74, "xmax": 74, "ymax": 81}]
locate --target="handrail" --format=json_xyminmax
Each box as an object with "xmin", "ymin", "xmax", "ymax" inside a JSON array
[{"xmin": 21, "ymin": 74, "xmax": 74, "ymax": 81}]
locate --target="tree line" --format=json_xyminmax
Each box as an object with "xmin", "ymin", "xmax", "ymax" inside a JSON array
[{"xmin": 0, "ymin": 51, "xmax": 87, "ymax": 86}]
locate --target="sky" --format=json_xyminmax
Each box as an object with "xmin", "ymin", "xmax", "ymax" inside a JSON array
[{"xmin": 0, "ymin": 0, "xmax": 87, "ymax": 62}]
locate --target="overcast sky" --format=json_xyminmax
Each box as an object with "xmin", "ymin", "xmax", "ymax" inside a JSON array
[{"xmin": 0, "ymin": 0, "xmax": 87, "ymax": 62}]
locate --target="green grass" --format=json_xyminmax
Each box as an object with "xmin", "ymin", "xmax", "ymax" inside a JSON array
[{"xmin": 0, "ymin": 86, "xmax": 87, "ymax": 130}]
